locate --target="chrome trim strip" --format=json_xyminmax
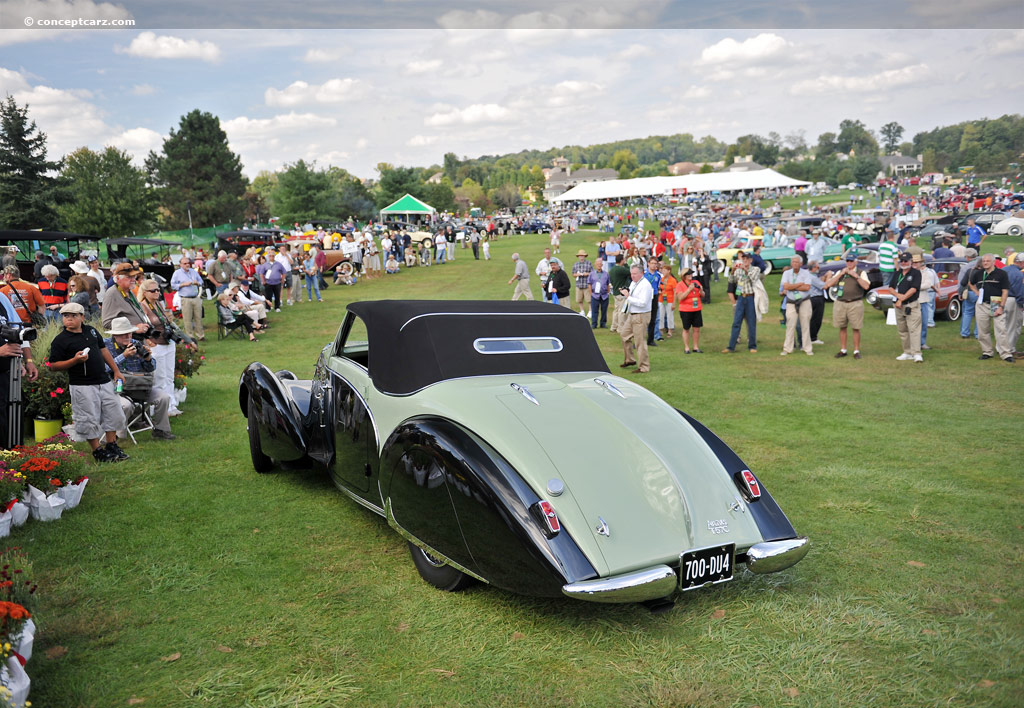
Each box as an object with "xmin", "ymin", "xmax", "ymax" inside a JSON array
[
  {"xmin": 562, "ymin": 565, "xmax": 677, "ymax": 603},
  {"xmin": 399, "ymin": 310, "xmax": 584, "ymax": 332},
  {"xmin": 510, "ymin": 382, "xmax": 540, "ymax": 405},
  {"xmin": 384, "ymin": 498, "xmax": 488, "ymax": 583},
  {"xmin": 593, "ymin": 378, "xmax": 625, "ymax": 398},
  {"xmin": 745, "ymin": 537, "xmax": 810, "ymax": 574},
  {"xmin": 333, "ymin": 479, "xmax": 385, "ymax": 517}
]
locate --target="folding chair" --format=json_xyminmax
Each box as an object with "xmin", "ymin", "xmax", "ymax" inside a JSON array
[
  {"xmin": 120, "ymin": 394, "xmax": 154, "ymax": 445},
  {"xmin": 217, "ymin": 308, "xmax": 248, "ymax": 340}
]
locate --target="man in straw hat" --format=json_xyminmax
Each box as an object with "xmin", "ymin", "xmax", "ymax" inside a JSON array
[
  {"xmin": 571, "ymin": 248, "xmax": 593, "ymax": 317},
  {"xmin": 104, "ymin": 316, "xmax": 177, "ymax": 440}
]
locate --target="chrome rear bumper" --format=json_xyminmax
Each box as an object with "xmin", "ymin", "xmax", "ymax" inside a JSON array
[
  {"xmin": 745, "ymin": 537, "xmax": 810, "ymax": 574},
  {"xmin": 562, "ymin": 565, "xmax": 677, "ymax": 603}
]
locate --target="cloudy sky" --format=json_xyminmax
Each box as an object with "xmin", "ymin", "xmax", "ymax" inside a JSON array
[{"xmin": 1, "ymin": 1, "xmax": 1022, "ymax": 180}]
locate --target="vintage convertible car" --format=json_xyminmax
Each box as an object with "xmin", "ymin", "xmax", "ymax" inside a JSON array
[{"xmin": 239, "ymin": 301, "xmax": 809, "ymax": 605}]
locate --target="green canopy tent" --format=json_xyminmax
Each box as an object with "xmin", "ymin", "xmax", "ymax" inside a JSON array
[{"xmin": 379, "ymin": 194, "xmax": 436, "ymax": 226}]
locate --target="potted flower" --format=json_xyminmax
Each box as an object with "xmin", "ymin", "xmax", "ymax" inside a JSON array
[
  {"xmin": 0, "ymin": 468, "xmax": 26, "ymax": 539},
  {"xmin": 173, "ymin": 341, "xmax": 206, "ymax": 406},
  {"xmin": 21, "ymin": 361, "xmax": 71, "ymax": 442},
  {"xmin": 18, "ymin": 457, "xmax": 65, "ymax": 522}
]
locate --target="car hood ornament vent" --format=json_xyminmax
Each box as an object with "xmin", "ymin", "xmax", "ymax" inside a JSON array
[{"xmin": 510, "ymin": 382, "xmax": 540, "ymax": 405}]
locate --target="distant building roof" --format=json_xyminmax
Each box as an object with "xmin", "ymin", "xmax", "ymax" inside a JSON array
[
  {"xmin": 880, "ymin": 155, "xmax": 922, "ymax": 167},
  {"xmin": 718, "ymin": 160, "xmax": 766, "ymax": 173},
  {"xmin": 669, "ymin": 161, "xmax": 699, "ymax": 175}
]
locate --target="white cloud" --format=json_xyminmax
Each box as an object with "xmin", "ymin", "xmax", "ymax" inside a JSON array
[
  {"xmin": 553, "ymin": 80, "xmax": 602, "ymax": 93},
  {"xmin": 303, "ymin": 47, "xmax": 351, "ymax": 63},
  {"xmin": 7, "ymin": 83, "xmax": 108, "ymax": 156},
  {"xmin": 698, "ymin": 33, "xmax": 790, "ymax": 66},
  {"xmin": 790, "ymin": 63, "xmax": 929, "ymax": 95},
  {"xmin": 264, "ymin": 78, "xmax": 365, "ymax": 107},
  {"xmin": 355, "ymin": 138, "xmax": 368, "ymax": 150},
  {"xmin": 683, "ymin": 85, "xmax": 710, "ymax": 100},
  {"xmin": 130, "ymin": 83, "xmax": 155, "ymax": 96},
  {"xmin": 617, "ymin": 44, "xmax": 653, "ymax": 60},
  {"xmin": 990, "ymin": 29, "xmax": 1024, "ymax": 56},
  {"xmin": 222, "ymin": 112, "xmax": 337, "ymax": 140},
  {"xmin": 407, "ymin": 134, "xmax": 438, "ymax": 146},
  {"xmin": 0, "ymin": 0, "xmax": 134, "ymax": 46},
  {"xmin": 107, "ymin": 127, "xmax": 163, "ymax": 157},
  {"xmin": 425, "ymin": 103, "xmax": 512, "ymax": 127},
  {"xmin": 0, "ymin": 67, "xmax": 32, "ymax": 94},
  {"xmin": 117, "ymin": 32, "xmax": 221, "ymax": 62},
  {"xmin": 405, "ymin": 59, "xmax": 442, "ymax": 75}
]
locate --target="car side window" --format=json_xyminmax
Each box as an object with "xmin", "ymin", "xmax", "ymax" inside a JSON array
[{"xmin": 336, "ymin": 314, "xmax": 370, "ymax": 368}]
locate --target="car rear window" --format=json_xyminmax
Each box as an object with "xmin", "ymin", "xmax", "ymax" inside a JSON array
[{"xmin": 473, "ymin": 337, "xmax": 564, "ymax": 354}]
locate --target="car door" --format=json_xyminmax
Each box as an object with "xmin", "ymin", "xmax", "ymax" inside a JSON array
[{"xmin": 328, "ymin": 313, "xmax": 379, "ymax": 495}]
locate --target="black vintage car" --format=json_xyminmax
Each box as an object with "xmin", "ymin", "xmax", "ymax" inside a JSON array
[{"xmin": 239, "ymin": 301, "xmax": 808, "ymax": 606}]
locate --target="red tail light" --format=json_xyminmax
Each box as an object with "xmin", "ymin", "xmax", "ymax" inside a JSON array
[
  {"xmin": 738, "ymin": 469, "xmax": 761, "ymax": 500},
  {"xmin": 531, "ymin": 500, "xmax": 561, "ymax": 537}
]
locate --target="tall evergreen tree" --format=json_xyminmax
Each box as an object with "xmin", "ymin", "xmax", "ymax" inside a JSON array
[
  {"xmin": 0, "ymin": 95, "xmax": 64, "ymax": 230},
  {"xmin": 59, "ymin": 146, "xmax": 156, "ymax": 238},
  {"xmin": 145, "ymin": 109, "xmax": 245, "ymax": 229}
]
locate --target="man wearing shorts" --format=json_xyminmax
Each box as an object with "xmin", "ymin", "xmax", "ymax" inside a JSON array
[
  {"xmin": 824, "ymin": 252, "xmax": 871, "ymax": 359},
  {"xmin": 48, "ymin": 302, "xmax": 129, "ymax": 462}
]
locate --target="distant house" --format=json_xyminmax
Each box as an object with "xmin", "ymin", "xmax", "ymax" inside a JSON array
[
  {"xmin": 543, "ymin": 166, "xmax": 618, "ymax": 200},
  {"xmin": 427, "ymin": 171, "xmax": 444, "ymax": 184},
  {"xmin": 880, "ymin": 155, "xmax": 923, "ymax": 176},
  {"xmin": 718, "ymin": 156, "xmax": 765, "ymax": 173},
  {"xmin": 669, "ymin": 161, "xmax": 699, "ymax": 176},
  {"xmin": 552, "ymin": 155, "xmax": 570, "ymax": 169}
]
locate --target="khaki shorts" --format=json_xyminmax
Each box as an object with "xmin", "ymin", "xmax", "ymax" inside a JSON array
[{"xmin": 833, "ymin": 299, "xmax": 864, "ymax": 330}]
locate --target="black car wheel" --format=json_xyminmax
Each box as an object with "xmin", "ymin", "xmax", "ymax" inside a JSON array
[
  {"xmin": 248, "ymin": 414, "xmax": 273, "ymax": 473},
  {"xmin": 408, "ymin": 542, "xmax": 474, "ymax": 591},
  {"xmin": 946, "ymin": 297, "xmax": 961, "ymax": 322}
]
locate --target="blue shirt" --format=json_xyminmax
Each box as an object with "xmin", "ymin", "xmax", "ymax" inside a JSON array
[
  {"xmin": 966, "ymin": 224, "xmax": 986, "ymax": 245},
  {"xmin": 587, "ymin": 270, "xmax": 611, "ymax": 300},
  {"xmin": 265, "ymin": 260, "xmax": 287, "ymax": 285},
  {"xmin": 171, "ymin": 267, "xmax": 203, "ymax": 297},
  {"xmin": 643, "ymin": 269, "xmax": 661, "ymax": 295},
  {"xmin": 1003, "ymin": 264, "xmax": 1024, "ymax": 302},
  {"xmin": 104, "ymin": 338, "xmax": 156, "ymax": 374},
  {"xmin": 0, "ymin": 291, "xmax": 18, "ymax": 322}
]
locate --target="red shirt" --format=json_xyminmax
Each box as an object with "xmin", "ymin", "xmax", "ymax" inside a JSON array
[{"xmin": 675, "ymin": 279, "xmax": 703, "ymax": 312}]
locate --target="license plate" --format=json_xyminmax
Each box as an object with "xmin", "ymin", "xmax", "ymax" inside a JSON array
[{"xmin": 679, "ymin": 544, "xmax": 734, "ymax": 591}]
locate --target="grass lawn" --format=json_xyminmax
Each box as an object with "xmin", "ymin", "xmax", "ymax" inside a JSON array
[{"xmin": 20, "ymin": 232, "xmax": 1023, "ymax": 707}]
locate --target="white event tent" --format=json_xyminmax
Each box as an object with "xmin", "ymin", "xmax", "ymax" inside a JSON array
[{"xmin": 551, "ymin": 168, "xmax": 810, "ymax": 202}]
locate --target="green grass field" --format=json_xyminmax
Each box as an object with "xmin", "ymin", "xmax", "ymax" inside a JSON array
[{"xmin": 20, "ymin": 231, "xmax": 1024, "ymax": 707}]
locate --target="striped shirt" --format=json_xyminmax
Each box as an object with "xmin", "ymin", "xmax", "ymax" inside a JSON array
[{"xmin": 877, "ymin": 242, "xmax": 899, "ymax": 274}]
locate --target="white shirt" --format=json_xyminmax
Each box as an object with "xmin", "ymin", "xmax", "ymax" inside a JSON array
[
  {"xmin": 625, "ymin": 277, "xmax": 654, "ymax": 314},
  {"xmin": 536, "ymin": 258, "xmax": 551, "ymax": 280}
]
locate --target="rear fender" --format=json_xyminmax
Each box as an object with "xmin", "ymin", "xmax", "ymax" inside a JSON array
[
  {"xmin": 239, "ymin": 362, "xmax": 309, "ymax": 463},
  {"xmin": 382, "ymin": 417, "xmax": 597, "ymax": 597},
  {"xmin": 677, "ymin": 409, "xmax": 798, "ymax": 543}
]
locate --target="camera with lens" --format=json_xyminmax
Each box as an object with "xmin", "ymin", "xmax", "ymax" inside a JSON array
[
  {"xmin": 131, "ymin": 324, "xmax": 156, "ymax": 342},
  {"xmin": 0, "ymin": 323, "xmax": 37, "ymax": 346}
]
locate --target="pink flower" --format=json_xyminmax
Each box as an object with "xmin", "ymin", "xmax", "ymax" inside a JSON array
[
  {"xmin": 55, "ymin": 387, "xmax": 65, "ymax": 394},
  {"xmin": 50, "ymin": 392, "xmax": 57, "ymax": 398},
  {"xmin": 200, "ymin": 356, "xmax": 205, "ymax": 361}
]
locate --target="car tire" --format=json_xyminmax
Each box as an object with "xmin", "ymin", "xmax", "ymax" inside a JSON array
[
  {"xmin": 422, "ymin": 238, "xmax": 433, "ymax": 249},
  {"xmin": 716, "ymin": 259, "xmax": 727, "ymax": 274},
  {"xmin": 407, "ymin": 542, "xmax": 474, "ymax": 591},
  {"xmin": 762, "ymin": 261, "xmax": 773, "ymax": 276},
  {"xmin": 337, "ymin": 262, "xmax": 354, "ymax": 277},
  {"xmin": 946, "ymin": 297, "xmax": 961, "ymax": 321},
  {"xmin": 826, "ymin": 285, "xmax": 839, "ymax": 302},
  {"xmin": 248, "ymin": 414, "xmax": 273, "ymax": 473},
  {"xmin": 1008, "ymin": 225, "xmax": 1022, "ymax": 237}
]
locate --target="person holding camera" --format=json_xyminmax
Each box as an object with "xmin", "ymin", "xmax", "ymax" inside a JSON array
[
  {"xmin": 137, "ymin": 278, "xmax": 184, "ymax": 417},
  {"xmin": 101, "ymin": 263, "xmax": 152, "ymax": 336},
  {"xmin": 0, "ymin": 290, "xmax": 39, "ymax": 449},
  {"xmin": 49, "ymin": 303, "xmax": 129, "ymax": 462},
  {"xmin": 890, "ymin": 252, "xmax": 923, "ymax": 362},
  {"xmin": 824, "ymin": 251, "xmax": 871, "ymax": 359},
  {"xmin": 104, "ymin": 317, "xmax": 176, "ymax": 441}
]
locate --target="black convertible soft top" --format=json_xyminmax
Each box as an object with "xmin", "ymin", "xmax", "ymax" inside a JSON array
[{"xmin": 346, "ymin": 300, "xmax": 611, "ymax": 395}]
